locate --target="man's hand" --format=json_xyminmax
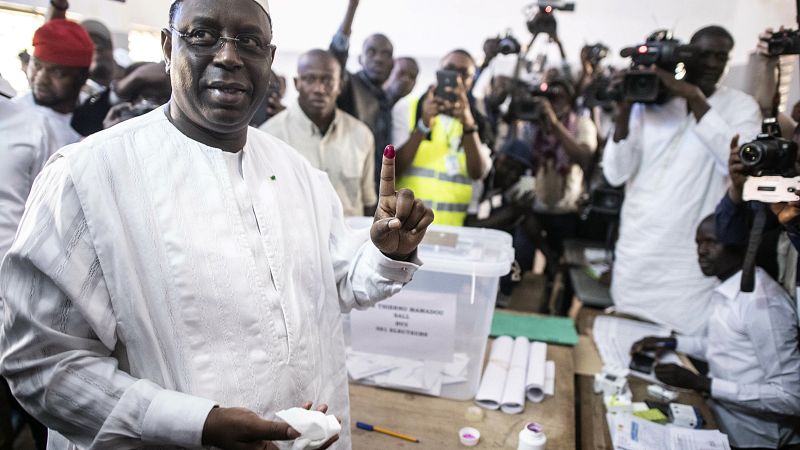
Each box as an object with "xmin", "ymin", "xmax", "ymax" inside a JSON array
[
  {"xmin": 202, "ymin": 403, "xmax": 339, "ymax": 450},
  {"xmin": 202, "ymin": 407, "xmax": 300, "ymax": 450},
  {"xmin": 371, "ymin": 145, "xmax": 434, "ymax": 260},
  {"xmin": 770, "ymin": 201, "xmax": 800, "ymax": 229},
  {"xmin": 727, "ymin": 134, "xmax": 747, "ymax": 204},
  {"xmin": 446, "ymin": 77, "xmax": 476, "ymax": 129},
  {"xmin": 420, "ymin": 87, "xmax": 438, "ymax": 128},
  {"xmin": 630, "ymin": 336, "xmax": 676, "ymax": 356},
  {"xmin": 265, "ymin": 93, "xmax": 285, "ymax": 118},
  {"xmin": 654, "ymin": 364, "xmax": 711, "ymax": 393},
  {"xmin": 536, "ymin": 97, "xmax": 559, "ymax": 126},
  {"xmin": 757, "ymin": 28, "xmax": 779, "ymax": 57},
  {"xmin": 653, "ymin": 67, "xmax": 710, "ymax": 120}
]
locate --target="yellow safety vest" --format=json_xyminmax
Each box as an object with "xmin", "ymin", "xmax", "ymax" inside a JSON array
[{"xmin": 397, "ymin": 98, "xmax": 473, "ymax": 226}]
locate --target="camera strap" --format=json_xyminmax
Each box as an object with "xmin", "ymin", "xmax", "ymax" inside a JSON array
[{"xmin": 741, "ymin": 204, "xmax": 768, "ymax": 293}]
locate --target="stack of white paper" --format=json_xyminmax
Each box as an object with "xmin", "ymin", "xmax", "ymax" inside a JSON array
[
  {"xmin": 500, "ymin": 336, "xmax": 529, "ymax": 414},
  {"xmin": 346, "ymin": 349, "xmax": 470, "ymax": 397},
  {"xmin": 607, "ymin": 413, "xmax": 731, "ymax": 450},
  {"xmin": 475, "ymin": 336, "xmax": 514, "ymax": 409},
  {"xmin": 525, "ymin": 342, "xmax": 555, "ymax": 402},
  {"xmin": 592, "ymin": 316, "xmax": 683, "ymax": 382}
]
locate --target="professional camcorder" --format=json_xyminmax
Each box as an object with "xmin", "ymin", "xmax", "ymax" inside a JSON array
[
  {"xmin": 741, "ymin": 118, "xmax": 800, "ymax": 203},
  {"xmin": 584, "ymin": 43, "xmax": 609, "ymax": 67},
  {"xmin": 586, "ymin": 31, "xmax": 697, "ymax": 105},
  {"xmin": 525, "ymin": 0, "xmax": 575, "ymax": 36},
  {"xmin": 509, "ymin": 81, "xmax": 555, "ymax": 122}
]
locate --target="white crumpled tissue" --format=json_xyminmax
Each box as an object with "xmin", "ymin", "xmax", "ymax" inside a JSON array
[{"xmin": 276, "ymin": 407, "xmax": 341, "ymax": 450}]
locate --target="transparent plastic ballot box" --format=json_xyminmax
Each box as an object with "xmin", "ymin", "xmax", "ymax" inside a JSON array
[{"xmin": 343, "ymin": 217, "xmax": 513, "ymax": 400}]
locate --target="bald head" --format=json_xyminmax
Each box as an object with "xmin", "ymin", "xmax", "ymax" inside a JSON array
[
  {"xmin": 359, "ymin": 33, "xmax": 394, "ymax": 84},
  {"xmin": 298, "ymin": 49, "xmax": 340, "ymax": 74},
  {"xmin": 295, "ymin": 49, "xmax": 341, "ymax": 125}
]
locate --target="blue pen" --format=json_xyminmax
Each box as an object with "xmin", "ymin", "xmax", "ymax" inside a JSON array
[{"xmin": 356, "ymin": 421, "xmax": 420, "ymax": 443}]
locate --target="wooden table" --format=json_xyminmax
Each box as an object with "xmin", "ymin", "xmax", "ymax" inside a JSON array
[
  {"xmin": 349, "ymin": 342, "xmax": 576, "ymax": 449},
  {"xmin": 574, "ymin": 308, "xmax": 719, "ymax": 449}
]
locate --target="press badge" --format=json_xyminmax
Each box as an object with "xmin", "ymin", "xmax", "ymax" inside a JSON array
[{"xmin": 445, "ymin": 154, "xmax": 461, "ymax": 176}]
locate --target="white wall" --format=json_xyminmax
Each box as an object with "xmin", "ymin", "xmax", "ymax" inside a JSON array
[{"xmin": 6, "ymin": 0, "xmax": 799, "ymax": 103}]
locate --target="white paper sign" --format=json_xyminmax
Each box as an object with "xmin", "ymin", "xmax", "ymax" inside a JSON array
[{"xmin": 349, "ymin": 290, "xmax": 457, "ymax": 362}]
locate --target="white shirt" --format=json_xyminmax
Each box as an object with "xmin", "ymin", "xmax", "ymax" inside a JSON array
[
  {"xmin": 261, "ymin": 101, "xmax": 377, "ymax": 216},
  {"xmin": 602, "ymin": 86, "xmax": 761, "ymax": 334},
  {"xmin": 677, "ymin": 269, "xmax": 800, "ymax": 448},
  {"xmin": 12, "ymin": 92, "xmax": 82, "ymax": 150},
  {"xmin": 0, "ymin": 107, "xmax": 421, "ymax": 450},
  {"xmin": 0, "ymin": 97, "xmax": 58, "ymax": 260}
]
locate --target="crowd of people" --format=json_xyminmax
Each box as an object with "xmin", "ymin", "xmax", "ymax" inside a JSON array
[{"xmin": 0, "ymin": 0, "xmax": 799, "ymax": 449}]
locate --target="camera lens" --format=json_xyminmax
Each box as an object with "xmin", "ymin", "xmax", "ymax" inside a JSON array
[{"xmin": 740, "ymin": 144, "xmax": 763, "ymax": 166}]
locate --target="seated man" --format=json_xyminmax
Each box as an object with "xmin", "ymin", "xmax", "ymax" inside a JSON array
[
  {"xmin": 633, "ymin": 215, "xmax": 800, "ymax": 450},
  {"xmin": 262, "ymin": 49, "xmax": 376, "ymax": 216},
  {"xmin": 395, "ymin": 49, "xmax": 493, "ymax": 226}
]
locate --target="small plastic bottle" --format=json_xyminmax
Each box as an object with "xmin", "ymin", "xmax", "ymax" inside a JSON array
[{"xmin": 517, "ymin": 422, "xmax": 546, "ymax": 450}]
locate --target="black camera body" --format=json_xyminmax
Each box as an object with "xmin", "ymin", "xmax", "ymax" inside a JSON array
[
  {"xmin": 526, "ymin": 0, "xmax": 575, "ymax": 36},
  {"xmin": 767, "ymin": 29, "xmax": 800, "ymax": 56},
  {"xmin": 510, "ymin": 81, "xmax": 554, "ymax": 122},
  {"xmin": 740, "ymin": 119, "xmax": 798, "ymax": 177},
  {"xmin": 584, "ymin": 43, "xmax": 609, "ymax": 67},
  {"xmin": 498, "ymin": 32, "xmax": 522, "ymax": 55}
]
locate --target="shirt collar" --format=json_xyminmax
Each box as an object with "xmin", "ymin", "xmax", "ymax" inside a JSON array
[
  {"xmin": 714, "ymin": 270, "xmax": 743, "ymax": 301},
  {"xmin": 288, "ymin": 99, "xmax": 340, "ymax": 137}
]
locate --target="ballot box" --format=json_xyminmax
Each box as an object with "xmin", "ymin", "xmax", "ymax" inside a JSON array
[{"xmin": 343, "ymin": 218, "xmax": 513, "ymax": 400}]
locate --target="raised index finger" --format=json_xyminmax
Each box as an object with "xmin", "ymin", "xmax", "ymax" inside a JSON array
[{"xmin": 380, "ymin": 145, "xmax": 396, "ymax": 197}]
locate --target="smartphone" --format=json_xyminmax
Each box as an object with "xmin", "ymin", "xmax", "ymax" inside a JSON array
[
  {"xmin": 629, "ymin": 352, "xmax": 656, "ymax": 374},
  {"xmin": 435, "ymin": 69, "xmax": 459, "ymax": 103}
]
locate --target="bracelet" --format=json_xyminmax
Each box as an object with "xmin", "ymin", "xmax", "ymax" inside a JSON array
[
  {"xmin": 462, "ymin": 126, "xmax": 478, "ymax": 135},
  {"xmin": 416, "ymin": 118, "xmax": 431, "ymax": 134},
  {"xmin": 50, "ymin": 0, "xmax": 69, "ymax": 10}
]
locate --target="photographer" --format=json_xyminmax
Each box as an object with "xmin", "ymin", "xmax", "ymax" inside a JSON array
[
  {"xmin": 632, "ymin": 215, "xmax": 800, "ymax": 450},
  {"xmin": 603, "ymin": 26, "xmax": 762, "ymax": 334},
  {"xmin": 395, "ymin": 50, "xmax": 493, "ymax": 226}
]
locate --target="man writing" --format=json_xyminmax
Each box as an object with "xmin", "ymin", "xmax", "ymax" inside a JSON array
[
  {"xmin": 602, "ymin": 26, "xmax": 762, "ymax": 334},
  {"xmin": 13, "ymin": 19, "xmax": 93, "ymax": 149},
  {"xmin": 262, "ymin": 49, "xmax": 377, "ymax": 216},
  {"xmin": 330, "ymin": 0, "xmax": 395, "ymax": 191},
  {"xmin": 0, "ymin": 1, "xmax": 433, "ymax": 449},
  {"xmin": 632, "ymin": 215, "xmax": 800, "ymax": 450}
]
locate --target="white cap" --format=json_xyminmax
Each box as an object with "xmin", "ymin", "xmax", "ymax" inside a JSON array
[
  {"xmin": 250, "ymin": 0, "xmax": 270, "ymax": 15},
  {"xmin": 459, "ymin": 427, "xmax": 480, "ymax": 447}
]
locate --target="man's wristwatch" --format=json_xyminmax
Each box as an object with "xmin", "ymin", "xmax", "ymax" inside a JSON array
[
  {"xmin": 416, "ymin": 118, "xmax": 431, "ymax": 134},
  {"xmin": 462, "ymin": 125, "xmax": 478, "ymax": 135}
]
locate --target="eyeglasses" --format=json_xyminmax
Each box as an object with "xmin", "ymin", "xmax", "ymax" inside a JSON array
[{"xmin": 168, "ymin": 26, "xmax": 275, "ymax": 60}]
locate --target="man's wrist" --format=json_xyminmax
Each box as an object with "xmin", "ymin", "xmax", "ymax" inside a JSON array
[{"xmin": 416, "ymin": 118, "xmax": 432, "ymax": 134}]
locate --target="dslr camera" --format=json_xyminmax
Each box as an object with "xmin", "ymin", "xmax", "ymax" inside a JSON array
[
  {"xmin": 741, "ymin": 118, "xmax": 800, "ymax": 203},
  {"xmin": 525, "ymin": 0, "xmax": 575, "ymax": 36},
  {"xmin": 584, "ymin": 43, "xmax": 609, "ymax": 67},
  {"xmin": 766, "ymin": 29, "xmax": 800, "ymax": 56}
]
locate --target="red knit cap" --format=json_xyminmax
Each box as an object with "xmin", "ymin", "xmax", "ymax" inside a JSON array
[{"xmin": 32, "ymin": 19, "xmax": 94, "ymax": 68}]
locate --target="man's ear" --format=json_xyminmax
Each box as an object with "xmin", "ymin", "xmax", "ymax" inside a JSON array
[
  {"xmin": 161, "ymin": 28, "xmax": 172, "ymax": 72},
  {"xmin": 358, "ymin": 53, "xmax": 365, "ymax": 69},
  {"xmin": 294, "ymin": 76, "xmax": 301, "ymax": 92}
]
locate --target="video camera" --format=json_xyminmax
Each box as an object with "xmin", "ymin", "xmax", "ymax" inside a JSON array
[
  {"xmin": 741, "ymin": 118, "xmax": 800, "ymax": 203},
  {"xmin": 584, "ymin": 43, "xmax": 609, "ymax": 67},
  {"xmin": 509, "ymin": 81, "xmax": 555, "ymax": 122},
  {"xmin": 586, "ymin": 31, "xmax": 697, "ymax": 105},
  {"xmin": 525, "ymin": 0, "xmax": 575, "ymax": 36}
]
